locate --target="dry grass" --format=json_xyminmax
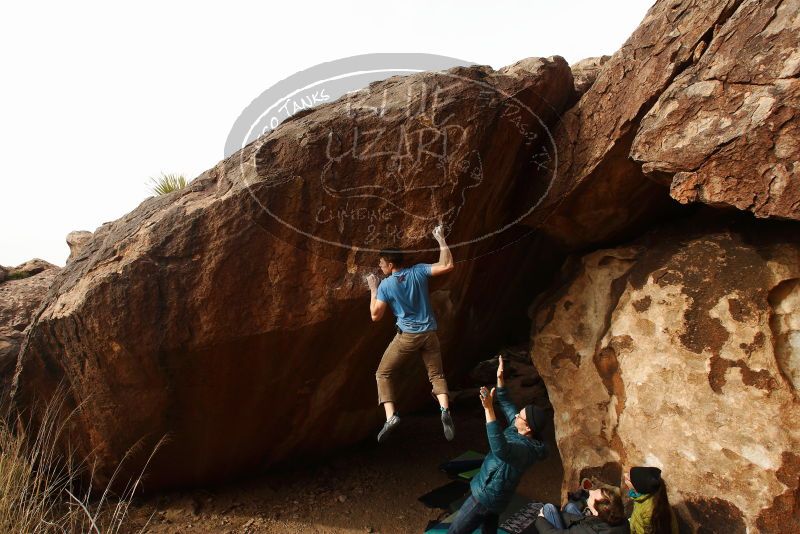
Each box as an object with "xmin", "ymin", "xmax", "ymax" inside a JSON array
[{"xmin": 0, "ymin": 388, "xmax": 163, "ymax": 533}]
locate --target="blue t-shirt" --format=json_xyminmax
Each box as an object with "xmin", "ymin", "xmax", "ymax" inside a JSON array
[{"xmin": 376, "ymin": 263, "xmax": 437, "ymax": 333}]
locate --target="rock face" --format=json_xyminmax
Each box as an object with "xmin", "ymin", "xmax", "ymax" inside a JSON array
[
  {"xmin": 0, "ymin": 263, "xmax": 59, "ymax": 403},
  {"xmin": 66, "ymin": 231, "xmax": 93, "ymax": 264},
  {"xmin": 529, "ymin": 214, "xmax": 800, "ymax": 533},
  {"xmin": 6, "ymin": 259, "xmax": 58, "ymax": 280},
  {"xmin": 632, "ymin": 0, "xmax": 800, "ymax": 220},
  {"xmin": 523, "ymin": 0, "xmax": 742, "ymax": 247},
  {"xmin": 525, "ymin": 0, "xmax": 799, "ymax": 248},
  {"xmin": 568, "ymin": 56, "xmax": 610, "ymax": 98},
  {"xmin": 12, "ymin": 57, "xmax": 574, "ymax": 489}
]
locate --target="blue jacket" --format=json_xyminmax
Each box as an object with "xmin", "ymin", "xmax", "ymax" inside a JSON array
[{"xmin": 470, "ymin": 387, "xmax": 548, "ymax": 513}]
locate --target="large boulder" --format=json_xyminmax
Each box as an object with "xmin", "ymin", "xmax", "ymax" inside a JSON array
[
  {"xmin": 523, "ymin": 0, "xmax": 744, "ymax": 247},
  {"xmin": 525, "ymin": 0, "xmax": 799, "ymax": 249},
  {"xmin": 12, "ymin": 57, "xmax": 574, "ymax": 490},
  {"xmin": 0, "ymin": 263, "xmax": 59, "ymax": 404},
  {"xmin": 631, "ymin": 0, "xmax": 800, "ymax": 220},
  {"xmin": 529, "ymin": 213, "xmax": 800, "ymax": 533}
]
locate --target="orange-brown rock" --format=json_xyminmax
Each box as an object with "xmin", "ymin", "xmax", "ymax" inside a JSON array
[
  {"xmin": 66, "ymin": 230, "xmax": 93, "ymax": 264},
  {"xmin": 525, "ymin": 0, "xmax": 745, "ymax": 247},
  {"xmin": 12, "ymin": 57, "xmax": 574, "ymax": 490},
  {"xmin": 631, "ymin": 0, "xmax": 800, "ymax": 220},
  {"xmin": 527, "ymin": 0, "xmax": 799, "ymax": 249},
  {"xmin": 7, "ymin": 258, "xmax": 58, "ymax": 279},
  {"xmin": 0, "ymin": 261, "xmax": 59, "ymax": 404},
  {"xmin": 529, "ymin": 213, "xmax": 800, "ymax": 533},
  {"xmin": 569, "ymin": 56, "xmax": 610, "ymax": 99}
]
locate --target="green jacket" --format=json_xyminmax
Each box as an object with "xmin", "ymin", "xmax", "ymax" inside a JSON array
[
  {"xmin": 629, "ymin": 492, "xmax": 678, "ymax": 534},
  {"xmin": 469, "ymin": 387, "xmax": 547, "ymax": 513}
]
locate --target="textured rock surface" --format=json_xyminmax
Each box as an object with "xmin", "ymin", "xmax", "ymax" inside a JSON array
[
  {"xmin": 524, "ymin": 0, "xmax": 800, "ymax": 249},
  {"xmin": 569, "ymin": 56, "xmax": 610, "ymax": 98},
  {"xmin": 529, "ymin": 214, "xmax": 800, "ymax": 533},
  {"xmin": 12, "ymin": 57, "xmax": 574, "ymax": 490},
  {"xmin": 632, "ymin": 0, "xmax": 800, "ymax": 220},
  {"xmin": 523, "ymin": 0, "xmax": 745, "ymax": 247},
  {"xmin": 66, "ymin": 230, "xmax": 93, "ymax": 264},
  {"xmin": 0, "ymin": 264, "xmax": 59, "ymax": 403},
  {"xmin": 7, "ymin": 258, "xmax": 58, "ymax": 279}
]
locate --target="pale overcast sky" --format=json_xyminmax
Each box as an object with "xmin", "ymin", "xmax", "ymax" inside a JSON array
[{"xmin": 0, "ymin": 0, "xmax": 654, "ymax": 267}]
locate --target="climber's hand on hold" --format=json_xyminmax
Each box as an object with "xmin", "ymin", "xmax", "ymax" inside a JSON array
[
  {"xmin": 366, "ymin": 273, "xmax": 379, "ymax": 292},
  {"xmin": 433, "ymin": 224, "xmax": 446, "ymax": 243}
]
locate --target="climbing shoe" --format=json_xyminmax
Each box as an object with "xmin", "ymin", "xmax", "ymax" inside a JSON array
[
  {"xmin": 441, "ymin": 408, "xmax": 455, "ymax": 441},
  {"xmin": 377, "ymin": 414, "xmax": 401, "ymax": 443}
]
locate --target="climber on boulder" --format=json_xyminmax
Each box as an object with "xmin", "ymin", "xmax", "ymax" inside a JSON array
[{"xmin": 365, "ymin": 224, "xmax": 455, "ymax": 443}]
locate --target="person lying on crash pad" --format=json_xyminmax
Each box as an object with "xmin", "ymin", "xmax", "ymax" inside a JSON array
[{"xmin": 535, "ymin": 485, "xmax": 629, "ymax": 534}]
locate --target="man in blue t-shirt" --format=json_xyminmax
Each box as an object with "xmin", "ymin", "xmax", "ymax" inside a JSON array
[{"xmin": 366, "ymin": 225, "xmax": 455, "ymax": 443}]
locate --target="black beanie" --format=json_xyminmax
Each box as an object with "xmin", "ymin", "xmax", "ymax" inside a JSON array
[
  {"xmin": 524, "ymin": 404, "xmax": 548, "ymax": 439},
  {"xmin": 630, "ymin": 466, "xmax": 662, "ymax": 494}
]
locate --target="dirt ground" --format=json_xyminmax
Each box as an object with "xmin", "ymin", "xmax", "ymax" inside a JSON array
[{"xmin": 120, "ymin": 360, "xmax": 563, "ymax": 534}]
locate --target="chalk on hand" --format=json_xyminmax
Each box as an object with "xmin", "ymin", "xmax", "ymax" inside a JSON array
[{"xmin": 364, "ymin": 272, "xmax": 380, "ymax": 288}]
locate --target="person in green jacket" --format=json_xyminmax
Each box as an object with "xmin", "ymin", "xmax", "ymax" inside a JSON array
[
  {"xmin": 624, "ymin": 467, "xmax": 678, "ymax": 534},
  {"xmin": 447, "ymin": 357, "xmax": 548, "ymax": 533}
]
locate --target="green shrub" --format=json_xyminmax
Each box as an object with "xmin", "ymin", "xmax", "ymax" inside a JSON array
[{"xmin": 147, "ymin": 172, "xmax": 188, "ymax": 196}]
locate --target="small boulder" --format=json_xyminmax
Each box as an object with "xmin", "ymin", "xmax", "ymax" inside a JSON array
[
  {"xmin": 8, "ymin": 258, "xmax": 58, "ymax": 280},
  {"xmin": 569, "ymin": 55, "xmax": 610, "ymax": 99},
  {"xmin": 66, "ymin": 231, "xmax": 93, "ymax": 264}
]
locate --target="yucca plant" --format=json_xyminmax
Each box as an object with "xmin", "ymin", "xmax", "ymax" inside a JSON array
[{"xmin": 147, "ymin": 172, "xmax": 188, "ymax": 196}]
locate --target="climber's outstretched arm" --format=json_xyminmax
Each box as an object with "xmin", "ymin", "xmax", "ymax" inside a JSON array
[{"xmin": 431, "ymin": 225, "xmax": 454, "ymax": 277}]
